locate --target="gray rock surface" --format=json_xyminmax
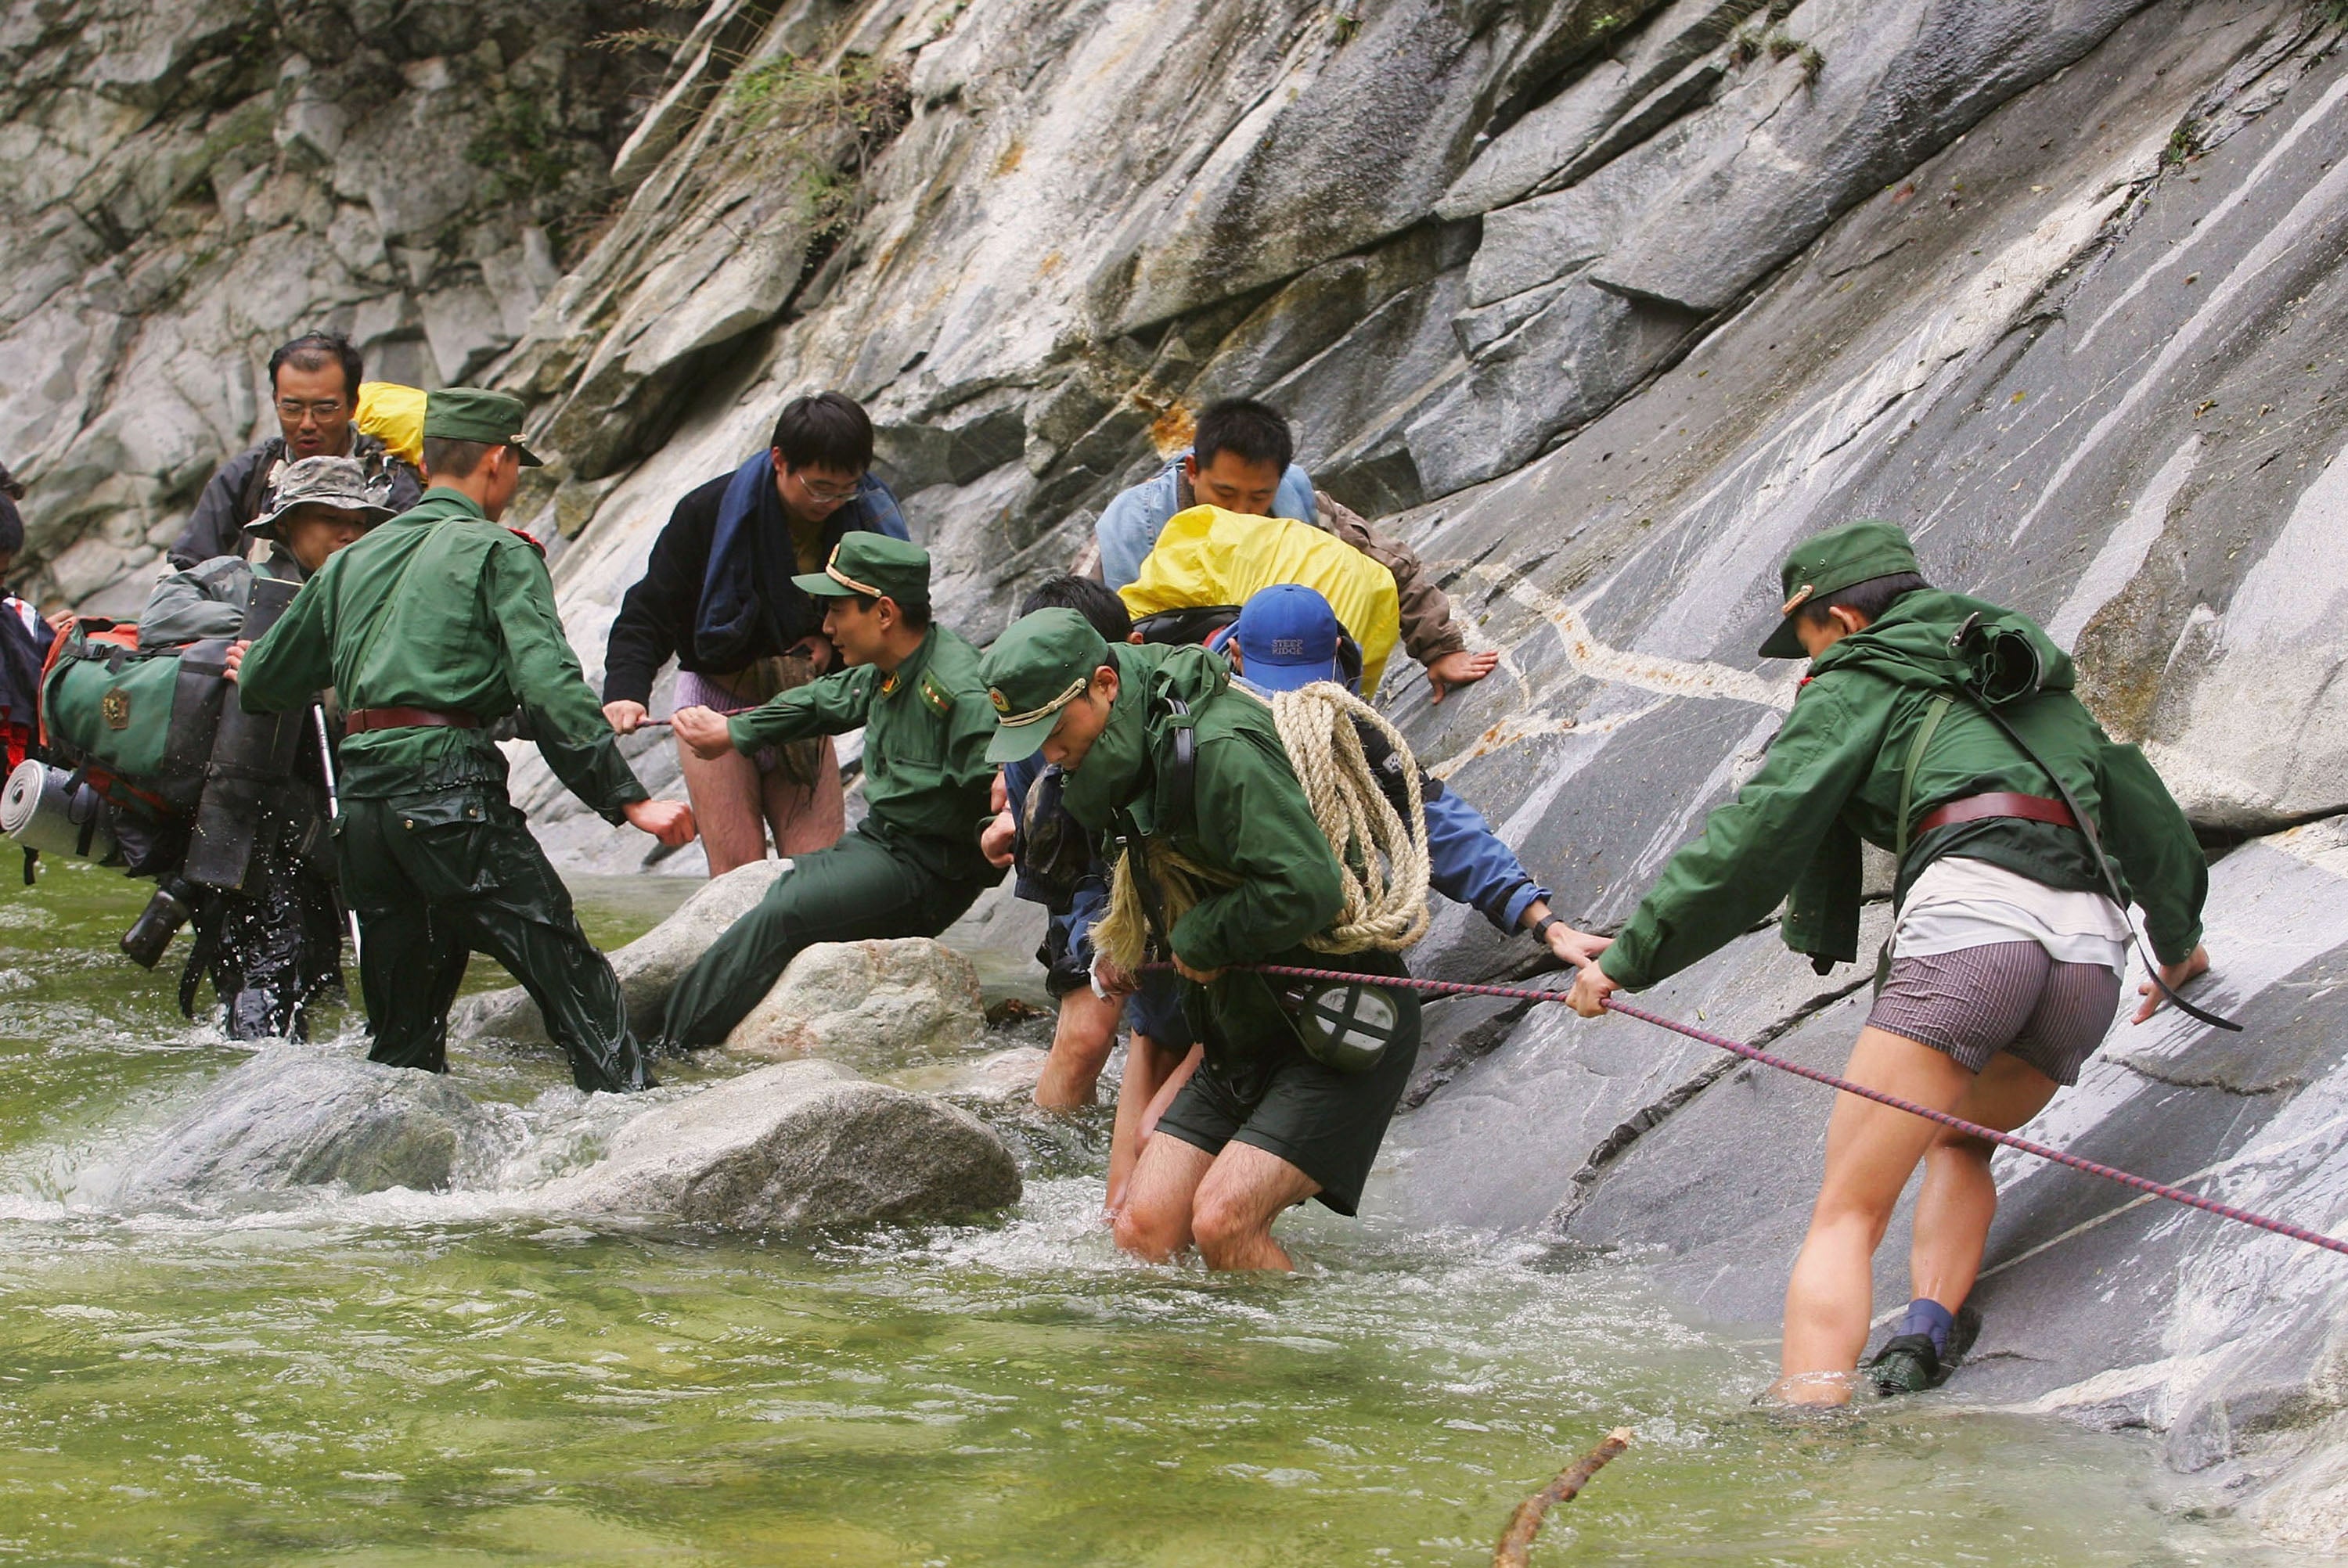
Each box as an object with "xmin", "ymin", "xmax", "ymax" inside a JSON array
[
  {"xmin": 725, "ymin": 936, "xmax": 986, "ymax": 1068},
  {"xmin": 543, "ymin": 1059, "xmax": 1022, "ymax": 1228},
  {"xmin": 113, "ymin": 1046, "xmax": 502, "ymax": 1207},
  {"xmin": 452, "ymin": 859, "xmax": 786, "ymax": 1046}
]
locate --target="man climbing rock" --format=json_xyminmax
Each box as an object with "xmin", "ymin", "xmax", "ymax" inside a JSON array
[
  {"xmin": 657, "ymin": 533, "xmax": 1003, "ymax": 1049},
  {"xmin": 1093, "ymin": 397, "xmax": 1497, "ymax": 701},
  {"xmin": 981, "ymin": 606, "xmax": 1440, "ymax": 1271},
  {"xmin": 168, "ymin": 330, "xmax": 423, "ymax": 570},
  {"xmin": 136, "ymin": 455, "xmax": 391, "ymax": 1038},
  {"xmin": 600, "ymin": 391, "xmax": 910, "ymax": 876},
  {"xmin": 232, "ymin": 389, "xmax": 694, "ymax": 1092},
  {"xmin": 1565, "ymin": 520, "xmax": 2217, "ymax": 1404}
]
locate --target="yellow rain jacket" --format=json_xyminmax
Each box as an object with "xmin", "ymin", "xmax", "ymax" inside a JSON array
[
  {"xmin": 355, "ymin": 382, "xmax": 427, "ymax": 469},
  {"xmin": 1120, "ymin": 505, "xmax": 1403, "ymax": 694}
]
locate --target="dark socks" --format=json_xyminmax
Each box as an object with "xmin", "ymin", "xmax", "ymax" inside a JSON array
[{"xmin": 1896, "ymin": 1297, "xmax": 1957, "ymax": 1356}]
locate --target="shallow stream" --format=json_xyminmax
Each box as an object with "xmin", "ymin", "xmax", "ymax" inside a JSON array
[{"xmin": 0, "ymin": 864, "xmax": 2307, "ymax": 1564}]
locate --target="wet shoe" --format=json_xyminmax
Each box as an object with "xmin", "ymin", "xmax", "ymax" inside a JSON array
[{"xmin": 1866, "ymin": 1332, "xmax": 1941, "ymax": 1396}]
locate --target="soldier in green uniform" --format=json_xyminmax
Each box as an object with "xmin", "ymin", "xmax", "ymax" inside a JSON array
[
  {"xmin": 658, "ymin": 533, "xmax": 1003, "ymax": 1048},
  {"xmin": 979, "ymin": 608, "xmax": 1423, "ymax": 1273},
  {"xmin": 1566, "ymin": 520, "xmax": 2216, "ymax": 1404},
  {"xmin": 232, "ymin": 389, "xmax": 697, "ymax": 1093}
]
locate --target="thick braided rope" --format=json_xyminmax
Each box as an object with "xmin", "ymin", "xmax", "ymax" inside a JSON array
[
  {"xmin": 1172, "ymin": 961, "xmax": 2348, "ymax": 1260},
  {"xmin": 1093, "ymin": 682, "xmax": 1433, "ymax": 971},
  {"xmin": 1265, "ymin": 682, "xmax": 1431, "ymax": 955}
]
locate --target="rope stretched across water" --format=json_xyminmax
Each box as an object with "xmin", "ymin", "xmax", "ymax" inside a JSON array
[{"xmin": 1176, "ymin": 960, "xmax": 2348, "ymax": 1260}]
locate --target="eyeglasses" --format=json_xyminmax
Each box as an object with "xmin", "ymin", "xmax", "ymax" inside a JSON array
[
  {"xmin": 276, "ymin": 398, "xmax": 348, "ymax": 421},
  {"xmin": 791, "ymin": 472, "xmax": 863, "ymax": 504}
]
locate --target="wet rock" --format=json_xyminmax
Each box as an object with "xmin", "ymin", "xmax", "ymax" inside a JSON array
[
  {"xmin": 547, "ymin": 1060, "xmax": 1021, "ymax": 1229},
  {"xmin": 114, "ymin": 1048, "xmax": 501, "ymax": 1207},
  {"xmin": 452, "ymin": 861, "xmax": 788, "ymax": 1047},
  {"xmin": 725, "ymin": 937, "xmax": 987, "ymax": 1069},
  {"xmin": 931, "ymin": 1045, "xmax": 1052, "ymax": 1103}
]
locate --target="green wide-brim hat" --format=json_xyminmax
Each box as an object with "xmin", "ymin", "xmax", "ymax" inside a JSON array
[
  {"xmin": 243, "ymin": 455, "xmax": 396, "ymax": 541},
  {"xmin": 980, "ymin": 608, "xmax": 1110, "ymax": 764},
  {"xmin": 791, "ymin": 532, "xmax": 932, "ymax": 604},
  {"xmin": 1757, "ymin": 518, "xmax": 1922, "ymax": 658},
  {"xmin": 422, "ymin": 387, "xmax": 543, "ymax": 466}
]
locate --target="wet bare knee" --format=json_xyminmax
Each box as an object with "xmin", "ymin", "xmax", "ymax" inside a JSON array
[
  {"xmin": 1112, "ymin": 1200, "xmax": 1186, "ymax": 1261},
  {"xmin": 1190, "ymin": 1190, "xmax": 1266, "ymax": 1264}
]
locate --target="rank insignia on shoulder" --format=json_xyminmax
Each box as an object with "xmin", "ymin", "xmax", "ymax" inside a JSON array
[
  {"xmin": 505, "ymin": 527, "xmax": 547, "ymax": 556},
  {"xmin": 919, "ymin": 673, "xmax": 953, "ymax": 715},
  {"xmin": 878, "ymin": 671, "xmax": 900, "ymax": 697}
]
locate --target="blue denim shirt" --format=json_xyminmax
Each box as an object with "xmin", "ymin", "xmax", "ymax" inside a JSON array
[{"xmin": 1093, "ymin": 450, "xmax": 1320, "ymax": 591}]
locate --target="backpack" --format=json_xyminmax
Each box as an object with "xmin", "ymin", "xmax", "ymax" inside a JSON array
[{"xmin": 38, "ymin": 618, "xmax": 227, "ymax": 820}]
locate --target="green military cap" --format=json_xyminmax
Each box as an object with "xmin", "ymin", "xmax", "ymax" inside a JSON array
[
  {"xmin": 1757, "ymin": 518, "xmax": 1921, "ymax": 658},
  {"xmin": 979, "ymin": 608, "xmax": 1110, "ymax": 764},
  {"xmin": 423, "ymin": 387, "xmax": 543, "ymax": 466},
  {"xmin": 792, "ymin": 532, "xmax": 932, "ymax": 604}
]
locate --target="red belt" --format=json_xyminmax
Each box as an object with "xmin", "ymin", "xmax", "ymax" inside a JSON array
[
  {"xmin": 343, "ymin": 707, "xmax": 481, "ymax": 735},
  {"xmin": 1915, "ymin": 791, "xmax": 2077, "ymax": 834}
]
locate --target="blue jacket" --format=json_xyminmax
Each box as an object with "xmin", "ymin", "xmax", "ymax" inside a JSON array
[{"xmin": 1094, "ymin": 449, "xmax": 1318, "ymax": 591}]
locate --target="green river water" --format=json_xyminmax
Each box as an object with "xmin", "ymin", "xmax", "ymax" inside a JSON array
[{"xmin": 0, "ymin": 862, "xmax": 2307, "ymax": 1566}]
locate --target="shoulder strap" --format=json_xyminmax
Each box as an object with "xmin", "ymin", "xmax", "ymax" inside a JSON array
[
  {"xmin": 1961, "ymin": 689, "xmax": 2239, "ymax": 1032},
  {"xmin": 1894, "ymin": 694, "xmax": 1950, "ymax": 865}
]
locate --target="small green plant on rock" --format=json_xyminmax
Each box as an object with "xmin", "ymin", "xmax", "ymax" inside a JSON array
[{"xmin": 724, "ymin": 52, "xmax": 913, "ymax": 232}]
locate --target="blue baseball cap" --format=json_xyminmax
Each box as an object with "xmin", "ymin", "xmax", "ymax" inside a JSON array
[{"xmin": 1231, "ymin": 583, "xmax": 1353, "ymax": 693}]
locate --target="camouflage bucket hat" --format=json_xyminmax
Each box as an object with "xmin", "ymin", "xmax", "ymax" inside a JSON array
[{"xmin": 244, "ymin": 455, "xmax": 396, "ymax": 541}]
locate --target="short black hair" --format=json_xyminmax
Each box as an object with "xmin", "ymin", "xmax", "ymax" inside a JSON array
[
  {"xmin": 269, "ymin": 330, "xmax": 363, "ymax": 400},
  {"xmin": 1797, "ymin": 571, "xmax": 1930, "ymax": 628},
  {"xmin": 1193, "ymin": 397, "xmax": 1294, "ymax": 477},
  {"xmin": 0, "ymin": 491, "xmax": 21, "ymax": 556},
  {"xmin": 850, "ymin": 591, "xmax": 931, "ymax": 629},
  {"xmin": 772, "ymin": 391, "xmax": 874, "ymax": 474},
  {"xmin": 1018, "ymin": 574, "xmax": 1132, "ymax": 643},
  {"xmin": 421, "ymin": 437, "xmax": 497, "ymax": 480}
]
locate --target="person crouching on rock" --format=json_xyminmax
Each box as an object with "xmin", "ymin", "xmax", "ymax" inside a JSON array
[
  {"xmin": 137, "ymin": 455, "xmax": 391, "ymax": 1038},
  {"xmin": 981, "ymin": 607, "xmax": 1424, "ymax": 1271},
  {"xmin": 600, "ymin": 391, "xmax": 911, "ymax": 876},
  {"xmin": 230, "ymin": 389, "xmax": 696, "ymax": 1093},
  {"xmin": 1565, "ymin": 520, "xmax": 2217, "ymax": 1404},
  {"xmin": 657, "ymin": 534, "xmax": 1004, "ymax": 1050}
]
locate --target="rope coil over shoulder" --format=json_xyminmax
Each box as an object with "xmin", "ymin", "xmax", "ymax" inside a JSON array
[{"xmin": 1093, "ymin": 682, "xmax": 1431, "ymax": 972}]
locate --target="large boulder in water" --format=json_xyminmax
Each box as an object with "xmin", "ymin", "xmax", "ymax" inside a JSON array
[
  {"xmin": 725, "ymin": 938, "xmax": 987, "ymax": 1068},
  {"xmin": 452, "ymin": 860, "xmax": 789, "ymax": 1047},
  {"xmin": 113, "ymin": 1048, "xmax": 501, "ymax": 1207},
  {"xmin": 546, "ymin": 1061, "xmax": 1021, "ymax": 1229}
]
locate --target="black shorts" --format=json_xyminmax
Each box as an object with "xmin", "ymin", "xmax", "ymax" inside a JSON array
[{"xmin": 1152, "ymin": 962, "xmax": 1422, "ymax": 1216}]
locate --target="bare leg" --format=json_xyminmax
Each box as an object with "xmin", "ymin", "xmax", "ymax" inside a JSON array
[
  {"xmin": 677, "ymin": 736, "xmax": 771, "ymax": 878},
  {"xmin": 1138, "ymin": 1043, "xmax": 1202, "ymax": 1143},
  {"xmin": 1113, "ymin": 1133, "xmax": 1215, "ymax": 1261},
  {"xmin": 1774, "ymin": 1027, "xmax": 1975, "ymax": 1405},
  {"xmin": 763, "ymin": 736, "xmax": 847, "ymax": 858},
  {"xmin": 1909, "ymin": 1052, "xmax": 2060, "ymax": 1313},
  {"xmin": 1190, "ymin": 1142, "xmax": 1321, "ymax": 1273},
  {"xmin": 1106, "ymin": 1034, "xmax": 1191, "ymax": 1214},
  {"xmin": 1036, "ymin": 987, "xmax": 1125, "ymax": 1111}
]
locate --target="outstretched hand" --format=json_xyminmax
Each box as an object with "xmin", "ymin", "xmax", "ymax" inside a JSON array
[
  {"xmin": 2133, "ymin": 944, "xmax": 2213, "ymax": 1025},
  {"xmin": 1426, "ymin": 647, "xmax": 1500, "ymax": 703},
  {"xmin": 1540, "ymin": 919, "xmax": 1612, "ymax": 973},
  {"xmin": 603, "ymin": 699, "xmax": 649, "ymax": 735},
  {"xmin": 670, "ymin": 705, "xmax": 733, "ymax": 760},
  {"xmin": 1565, "ymin": 962, "xmax": 1619, "ymax": 1019},
  {"xmin": 625, "ymin": 797, "xmax": 697, "ymax": 847}
]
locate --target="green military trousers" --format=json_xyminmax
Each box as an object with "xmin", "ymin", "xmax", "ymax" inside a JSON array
[
  {"xmin": 335, "ymin": 789, "xmax": 653, "ymax": 1093},
  {"xmin": 660, "ymin": 829, "xmax": 992, "ymax": 1050}
]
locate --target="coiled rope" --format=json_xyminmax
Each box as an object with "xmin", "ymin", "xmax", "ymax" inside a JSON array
[
  {"xmin": 1093, "ymin": 682, "xmax": 1431, "ymax": 971},
  {"xmin": 1154, "ymin": 961, "xmax": 2348, "ymax": 1260}
]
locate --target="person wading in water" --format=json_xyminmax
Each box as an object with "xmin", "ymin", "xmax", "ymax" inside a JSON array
[{"xmin": 1567, "ymin": 520, "xmax": 2217, "ymax": 1403}]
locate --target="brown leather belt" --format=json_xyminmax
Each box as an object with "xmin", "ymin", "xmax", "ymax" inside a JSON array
[
  {"xmin": 1916, "ymin": 790, "xmax": 2077, "ymax": 834},
  {"xmin": 343, "ymin": 707, "xmax": 481, "ymax": 735}
]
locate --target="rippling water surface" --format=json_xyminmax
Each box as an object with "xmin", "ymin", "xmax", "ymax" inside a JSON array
[{"xmin": 0, "ymin": 864, "xmax": 2303, "ymax": 1564}]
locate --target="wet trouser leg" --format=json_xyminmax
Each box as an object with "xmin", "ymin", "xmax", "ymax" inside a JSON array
[
  {"xmin": 659, "ymin": 829, "xmax": 989, "ymax": 1050},
  {"xmin": 203, "ymin": 832, "xmax": 342, "ymax": 1041},
  {"xmin": 338, "ymin": 792, "xmax": 652, "ymax": 1093}
]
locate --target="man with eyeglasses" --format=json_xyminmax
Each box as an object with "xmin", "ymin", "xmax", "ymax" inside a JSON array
[
  {"xmin": 167, "ymin": 330, "xmax": 423, "ymax": 570},
  {"xmin": 600, "ymin": 391, "xmax": 911, "ymax": 877}
]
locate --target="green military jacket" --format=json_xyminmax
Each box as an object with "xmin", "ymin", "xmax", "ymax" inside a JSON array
[
  {"xmin": 1061, "ymin": 642, "xmax": 1345, "ymax": 973},
  {"xmin": 139, "ymin": 554, "xmax": 298, "ymax": 649},
  {"xmin": 729, "ymin": 623, "xmax": 999, "ymax": 882},
  {"xmin": 1601, "ymin": 590, "xmax": 2207, "ymax": 991},
  {"xmin": 238, "ymin": 487, "xmax": 647, "ymax": 822}
]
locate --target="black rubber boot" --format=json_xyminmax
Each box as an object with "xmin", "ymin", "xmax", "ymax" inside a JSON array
[{"xmin": 1866, "ymin": 1333, "xmax": 1941, "ymax": 1396}]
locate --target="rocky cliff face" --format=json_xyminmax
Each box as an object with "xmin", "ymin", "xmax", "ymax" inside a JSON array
[{"xmin": 11, "ymin": 0, "xmax": 2348, "ymax": 1545}]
